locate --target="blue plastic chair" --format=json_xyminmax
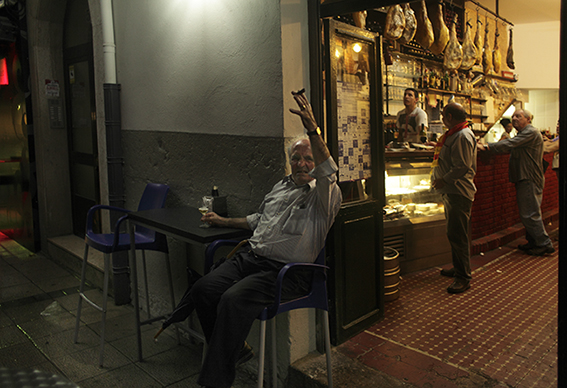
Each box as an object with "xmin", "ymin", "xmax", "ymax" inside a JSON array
[
  {"xmin": 204, "ymin": 240, "xmax": 333, "ymax": 388},
  {"xmin": 73, "ymin": 183, "xmax": 175, "ymax": 367}
]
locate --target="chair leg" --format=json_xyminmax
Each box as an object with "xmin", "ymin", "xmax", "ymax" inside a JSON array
[
  {"xmin": 98, "ymin": 253, "xmax": 110, "ymax": 367},
  {"xmin": 322, "ymin": 310, "xmax": 333, "ymax": 388},
  {"xmin": 142, "ymin": 250, "xmax": 151, "ymax": 320},
  {"xmin": 165, "ymin": 253, "xmax": 180, "ymax": 344},
  {"xmin": 257, "ymin": 320, "xmax": 267, "ymax": 388},
  {"xmin": 202, "ymin": 343, "xmax": 208, "ymax": 366},
  {"xmin": 73, "ymin": 244, "xmax": 90, "ymax": 343},
  {"xmin": 129, "ymin": 220, "xmax": 143, "ymax": 362},
  {"xmin": 271, "ymin": 318, "xmax": 277, "ymax": 388}
]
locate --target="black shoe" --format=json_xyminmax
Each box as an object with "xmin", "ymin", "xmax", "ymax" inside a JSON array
[
  {"xmin": 518, "ymin": 242, "xmax": 535, "ymax": 251},
  {"xmin": 447, "ymin": 278, "xmax": 470, "ymax": 294},
  {"xmin": 526, "ymin": 245, "xmax": 555, "ymax": 256},
  {"xmin": 236, "ymin": 341, "xmax": 254, "ymax": 366},
  {"xmin": 440, "ymin": 268, "xmax": 455, "ymax": 277}
]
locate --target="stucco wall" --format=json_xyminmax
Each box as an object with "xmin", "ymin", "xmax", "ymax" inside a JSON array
[{"xmin": 112, "ymin": 0, "xmax": 284, "ymax": 138}]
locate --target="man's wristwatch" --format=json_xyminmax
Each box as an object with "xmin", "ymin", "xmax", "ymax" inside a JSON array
[{"xmin": 307, "ymin": 127, "xmax": 321, "ymax": 136}]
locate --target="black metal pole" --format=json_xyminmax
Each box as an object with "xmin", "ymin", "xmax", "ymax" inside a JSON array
[{"xmin": 104, "ymin": 83, "xmax": 130, "ymax": 305}]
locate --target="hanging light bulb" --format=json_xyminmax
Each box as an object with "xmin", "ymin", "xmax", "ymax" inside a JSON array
[{"xmin": 352, "ymin": 43, "xmax": 362, "ymax": 53}]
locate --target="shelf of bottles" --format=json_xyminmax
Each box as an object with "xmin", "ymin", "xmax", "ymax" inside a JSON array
[
  {"xmin": 383, "ymin": 53, "xmax": 491, "ymax": 126},
  {"xmin": 384, "ymin": 54, "xmax": 422, "ymax": 116}
]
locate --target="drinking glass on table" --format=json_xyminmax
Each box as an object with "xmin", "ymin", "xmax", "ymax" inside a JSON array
[{"xmin": 199, "ymin": 196, "xmax": 214, "ymax": 228}]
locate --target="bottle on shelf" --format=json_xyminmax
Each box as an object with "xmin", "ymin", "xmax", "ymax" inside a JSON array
[
  {"xmin": 211, "ymin": 186, "xmax": 219, "ymax": 197},
  {"xmin": 442, "ymin": 72, "xmax": 449, "ymax": 90},
  {"xmin": 435, "ymin": 71, "xmax": 441, "ymax": 89},
  {"xmin": 420, "ymin": 123, "xmax": 427, "ymax": 143}
]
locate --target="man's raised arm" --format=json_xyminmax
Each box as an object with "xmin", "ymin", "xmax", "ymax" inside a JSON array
[{"xmin": 289, "ymin": 89, "xmax": 331, "ymax": 166}]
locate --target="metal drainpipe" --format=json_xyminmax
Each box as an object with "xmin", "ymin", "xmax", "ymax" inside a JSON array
[{"xmin": 101, "ymin": 0, "xmax": 130, "ymax": 305}]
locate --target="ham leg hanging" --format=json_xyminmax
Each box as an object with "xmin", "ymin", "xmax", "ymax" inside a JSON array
[
  {"xmin": 443, "ymin": 15, "xmax": 463, "ymax": 71},
  {"xmin": 482, "ymin": 16, "xmax": 492, "ymax": 74},
  {"xmin": 352, "ymin": 11, "xmax": 367, "ymax": 29},
  {"xmin": 493, "ymin": 23, "xmax": 502, "ymax": 75},
  {"xmin": 384, "ymin": 5, "xmax": 406, "ymax": 40},
  {"xmin": 474, "ymin": 12, "xmax": 483, "ymax": 65},
  {"xmin": 430, "ymin": 1, "xmax": 450, "ymax": 55},
  {"xmin": 506, "ymin": 27, "xmax": 515, "ymax": 69},
  {"xmin": 415, "ymin": 0, "xmax": 434, "ymax": 49},
  {"xmin": 399, "ymin": 3, "xmax": 417, "ymax": 45},
  {"xmin": 460, "ymin": 19, "xmax": 477, "ymax": 70}
]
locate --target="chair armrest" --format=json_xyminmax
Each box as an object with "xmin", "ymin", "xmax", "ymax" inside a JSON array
[
  {"xmin": 272, "ymin": 262, "xmax": 329, "ymax": 309},
  {"xmin": 85, "ymin": 205, "xmax": 131, "ymax": 247},
  {"xmin": 204, "ymin": 239, "xmax": 242, "ymax": 273}
]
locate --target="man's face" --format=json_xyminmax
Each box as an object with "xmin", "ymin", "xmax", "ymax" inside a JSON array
[
  {"xmin": 290, "ymin": 142, "xmax": 315, "ymax": 186},
  {"xmin": 403, "ymin": 90, "xmax": 417, "ymax": 108},
  {"xmin": 512, "ymin": 110, "xmax": 529, "ymax": 131}
]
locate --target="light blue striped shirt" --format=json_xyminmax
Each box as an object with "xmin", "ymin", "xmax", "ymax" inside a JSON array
[{"xmin": 246, "ymin": 156, "xmax": 342, "ymax": 264}]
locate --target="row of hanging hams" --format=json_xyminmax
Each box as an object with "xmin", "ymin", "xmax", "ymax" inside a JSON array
[{"xmin": 383, "ymin": 1, "xmax": 515, "ymax": 75}]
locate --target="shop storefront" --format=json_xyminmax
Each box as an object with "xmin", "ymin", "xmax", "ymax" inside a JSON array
[{"xmin": 313, "ymin": 0, "xmax": 559, "ymax": 344}]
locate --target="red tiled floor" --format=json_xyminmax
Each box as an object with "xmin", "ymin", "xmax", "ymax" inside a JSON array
[{"xmin": 338, "ymin": 237, "xmax": 559, "ymax": 388}]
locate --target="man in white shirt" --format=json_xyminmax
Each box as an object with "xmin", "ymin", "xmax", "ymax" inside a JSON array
[
  {"xmin": 395, "ymin": 88, "xmax": 428, "ymax": 143},
  {"xmin": 195, "ymin": 90, "xmax": 342, "ymax": 388}
]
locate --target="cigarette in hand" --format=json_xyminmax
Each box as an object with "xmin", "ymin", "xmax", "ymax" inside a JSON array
[{"xmin": 292, "ymin": 88, "xmax": 305, "ymax": 95}]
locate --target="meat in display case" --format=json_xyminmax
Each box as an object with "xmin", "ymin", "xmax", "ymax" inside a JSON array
[
  {"xmin": 384, "ymin": 152, "xmax": 445, "ymax": 221},
  {"xmin": 383, "ymin": 150, "xmax": 451, "ymax": 275}
]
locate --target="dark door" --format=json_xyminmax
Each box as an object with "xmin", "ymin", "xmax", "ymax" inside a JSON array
[
  {"xmin": 323, "ymin": 19, "xmax": 385, "ymax": 345},
  {"xmin": 63, "ymin": 44, "xmax": 99, "ymax": 236}
]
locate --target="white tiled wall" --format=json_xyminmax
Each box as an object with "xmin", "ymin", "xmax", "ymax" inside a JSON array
[{"xmin": 525, "ymin": 89, "xmax": 560, "ymax": 134}]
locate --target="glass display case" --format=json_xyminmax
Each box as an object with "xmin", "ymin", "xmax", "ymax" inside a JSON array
[
  {"xmin": 382, "ymin": 151, "xmax": 451, "ymax": 275},
  {"xmin": 384, "ymin": 153, "xmax": 445, "ymax": 221}
]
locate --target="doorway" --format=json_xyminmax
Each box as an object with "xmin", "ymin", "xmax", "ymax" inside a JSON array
[
  {"xmin": 63, "ymin": 0, "xmax": 100, "ymax": 237},
  {"xmin": 0, "ymin": 2, "xmax": 39, "ymax": 251}
]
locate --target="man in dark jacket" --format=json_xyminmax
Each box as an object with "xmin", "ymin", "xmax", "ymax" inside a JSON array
[{"xmin": 478, "ymin": 109, "xmax": 554, "ymax": 256}]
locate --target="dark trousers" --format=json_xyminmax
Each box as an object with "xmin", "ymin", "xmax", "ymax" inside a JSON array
[
  {"xmin": 515, "ymin": 180, "xmax": 552, "ymax": 248},
  {"xmin": 192, "ymin": 250, "xmax": 310, "ymax": 388},
  {"xmin": 443, "ymin": 193, "xmax": 473, "ymax": 281}
]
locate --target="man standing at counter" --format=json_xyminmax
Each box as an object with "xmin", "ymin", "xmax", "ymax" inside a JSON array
[
  {"xmin": 431, "ymin": 102, "xmax": 477, "ymax": 294},
  {"xmin": 478, "ymin": 109, "xmax": 554, "ymax": 256},
  {"xmin": 396, "ymin": 88, "xmax": 428, "ymax": 143},
  {"xmin": 194, "ymin": 90, "xmax": 342, "ymax": 388}
]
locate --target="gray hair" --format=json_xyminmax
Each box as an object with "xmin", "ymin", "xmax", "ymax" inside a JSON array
[
  {"xmin": 287, "ymin": 136, "xmax": 310, "ymax": 158},
  {"xmin": 519, "ymin": 109, "xmax": 533, "ymax": 122}
]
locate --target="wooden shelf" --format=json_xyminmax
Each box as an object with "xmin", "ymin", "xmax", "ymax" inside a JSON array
[{"xmin": 423, "ymin": 88, "xmax": 470, "ymax": 98}]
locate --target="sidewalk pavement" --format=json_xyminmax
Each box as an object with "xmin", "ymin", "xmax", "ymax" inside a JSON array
[
  {"xmin": 0, "ymin": 222, "xmax": 559, "ymax": 388},
  {"xmin": 290, "ymin": 225, "xmax": 559, "ymax": 388}
]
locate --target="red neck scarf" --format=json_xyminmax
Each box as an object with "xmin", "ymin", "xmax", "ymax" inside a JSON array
[{"xmin": 432, "ymin": 121, "xmax": 469, "ymax": 167}]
